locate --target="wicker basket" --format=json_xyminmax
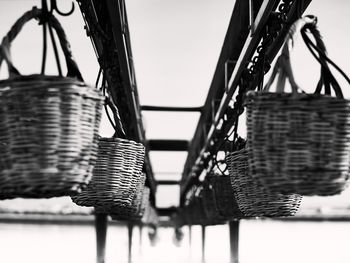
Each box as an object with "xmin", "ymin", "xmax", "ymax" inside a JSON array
[
  {"xmin": 71, "ymin": 137, "xmax": 145, "ymax": 210},
  {"xmin": 185, "ymin": 198, "xmax": 207, "ymax": 226},
  {"xmin": 246, "ymin": 16, "xmax": 350, "ymax": 196},
  {"xmin": 201, "ymin": 180, "xmax": 225, "ymax": 222},
  {"xmin": 208, "ymin": 174, "xmax": 244, "ymax": 219},
  {"xmin": 183, "ymin": 185, "xmax": 224, "ymax": 226},
  {"xmin": 226, "ymin": 149, "xmax": 302, "ymax": 217},
  {"xmin": 110, "ymin": 185, "xmax": 150, "ymax": 221},
  {"xmin": 0, "ymin": 8, "xmax": 103, "ymax": 199}
]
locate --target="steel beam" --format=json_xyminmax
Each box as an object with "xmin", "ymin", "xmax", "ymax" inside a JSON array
[
  {"xmin": 156, "ymin": 180, "xmax": 181, "ymax": 185},
  {"xmin": 95, "ymin": 213, "xmax": 108, "ymax": 263},
  {"xmin": 127, "ymin": 223, "xmax": 133, "ymax": 263},
  {"xmin": 229, "ymin": 221, "xmax": 240, "ymax": 263},
  {"xmin": 201, "ymin": 225, "xmax": 206, "ymax": 263},
  {"xmin": 156, "ymin": 207, "xmax": 177, "ymax": 216},
  {"xmin": 148, "ymin": 139, "xmax": 189, "ymax": 151},
  {"xmin": 180, "ymin": 0, "xmax": 273, "ymax": 200},
  {"xmin": 77, "ymin": 0, "xmax": 157, "ymax": 200},
  {"xmin": 105, "ymin": 0, "xmax": 156, "ymax": 197},
  {"xmin": 141, "ymin": 105, "xmax": 202, "ymax": 112}
]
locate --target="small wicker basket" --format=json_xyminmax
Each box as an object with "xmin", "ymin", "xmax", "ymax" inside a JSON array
[
  {"xmin": 71, "ymin": 137, "xmax": 145, "ymax": 211},
  {"xmin": 208, "ymin": 174, "xmax": 244, "ymax": 220},
  {"xmin": 110, "ymin": 185, "xmax": 150, "ymax": 221},
  {"xmin": 201, "ymin": 180, "xmax": 225, "ymax": 222},
  {"xmin": 182, "ymin": 185, "xmax": 224, "ymax": 226},
  {"xmin": 226, "ymin": 149, "xmax": 302, "ymax": 217}
]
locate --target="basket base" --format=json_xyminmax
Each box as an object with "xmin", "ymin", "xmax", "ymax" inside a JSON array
[
  {"xmin": 0, "ymin": 182, "xmax": 87, "ymax": 199},
  {"xmin": 253, "ymin": 169, "xmax": 350, "ymax": 196}
]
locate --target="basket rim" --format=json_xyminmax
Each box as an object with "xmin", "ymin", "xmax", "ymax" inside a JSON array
[
  {"xmin": 0, "ymin": 74, "xmax": 89, "ymax": 86},
  {"xmin": 98, "ymin": 137, "xmax": 145, "ymax": 148},
  {"xmin": 246, "ymin": 90, "xmax": 350, "ymax": 102}
]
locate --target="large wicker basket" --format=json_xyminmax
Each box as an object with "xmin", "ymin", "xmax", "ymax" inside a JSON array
[
  {"xmin": 246, "ymin": 16, "xmax": 350, "ymax": 196},
  {"xmin": 0, "ymin": 8, "xmax": 103, "ymax": 199},
  {"xmin": 226, "ymin": 149, "xmax": 302, "ymax": 217},
  {"xmin": 71, "ymin": 137, "xmax": 145, "ymax": 210}
]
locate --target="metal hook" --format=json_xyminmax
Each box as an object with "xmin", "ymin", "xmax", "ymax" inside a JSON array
[{"xmin": 49, "ymin": 0, "xmax": 75, "ymax": 16}]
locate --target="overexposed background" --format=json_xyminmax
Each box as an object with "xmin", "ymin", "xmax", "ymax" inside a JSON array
[{"xmin": 0, "ymin": 0, "xmax": 350, "ymax": 262}]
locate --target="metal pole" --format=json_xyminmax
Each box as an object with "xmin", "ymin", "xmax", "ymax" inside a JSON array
[
  {"xmin": 139, "ymin": 225, "xmax": 143, "ymax": 256},
  {"xmin": 128, "ymin": 223, "xmax": 134, "ymax": 263},
  {"xmin": 95, "ymin": 213, "xmax": 108, "ymax": 263},
  {"xmin": 141, "ymin": 105, "xmax": 202, "ymax": 112},
  {"xmin": 201, "ymin": 225, "xmax": 206, "ymax": 263},
  {"xmin": 229, "ymin": 220, "xmax": 240, "ymax": 263},
  {"xmin": 188, "ymin": 225, "xmax": 192, "ymax": 260}
]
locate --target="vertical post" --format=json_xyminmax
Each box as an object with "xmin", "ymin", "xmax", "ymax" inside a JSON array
[
  {"xmin": 139, "ymin": 225, "xmax": 143, "ymax": 256},
  {"xmin": 95, "ymin": 213, "xmax": 108, "ymax": 263},
  {"xmin": 128, "ymin": 223, "xmax": 134, "ymax": 263},
  {"xmin": 229, "ymin": 220, "xmax": 240, "ymax": 263},
  {"xmin": 188, "ymin": 225, "xmax": 192, "ymax": 260},
  {"xmin": 201, "ymin": 225, "xmax": 206, "ymax": 263}
]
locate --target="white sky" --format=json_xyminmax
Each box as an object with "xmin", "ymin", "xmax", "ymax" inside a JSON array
[{"xmin": 0, "ymin": 0, "xmax": 350, "ymax": 209}]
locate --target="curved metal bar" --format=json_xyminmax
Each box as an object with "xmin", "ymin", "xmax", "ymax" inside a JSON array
[{"xmin": 50, "ymin": 0, "xmax": 75, "ymax": 16}]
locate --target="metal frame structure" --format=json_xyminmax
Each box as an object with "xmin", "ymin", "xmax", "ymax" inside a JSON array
[
  {"xmin": 75, "ymin": 1, "xmax": 312, "ymax": 263},
  {"xmin": 180, "ymin": 0, "xmax": 312, "ymax": 204},
  {"xmin": 76, "ymin": 0, "xmax": 157, "ymax": 199}
]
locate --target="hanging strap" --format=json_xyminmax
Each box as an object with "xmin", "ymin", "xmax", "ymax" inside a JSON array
[
  {"xmin": 301, "ymin": 23, "xmax": 350, "ymax": 98},
  {"xmin": 99, "ymin": 71, "xmax": 126, "ymax": 139},
  {"xmin": 263, "ymin": 16, "xmax": 317, "ymax": 93},
  {"xmin": 264, "ymin": 15, "xmax": 350, "ymax": 98},
  {"xmin": 105, "ymin": 96, "xmax": 127, "ymax": 139},
  {"xmin": 0, "ymin": 7, "xmax": 83, "ymax": 81}
]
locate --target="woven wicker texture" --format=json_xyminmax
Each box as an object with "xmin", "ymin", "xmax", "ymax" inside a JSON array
[
  {"xmin": 226, "ymin": 149, "xmax": 302, "ymax": 217},
  {"xmin": 246, "ymin": 92, "xmax": 350, "ymax": 196},
  {"xmin": 0, "ymin": 9, "xmax": 103, "ymax": 199},
  {"xmin": 208, "ymin": 174, "xmax": 244, "ymax": 219},
  {"xmin": 71, "ymin": 137, "xmax": 145, "ymax": 210},
  {"xmin": 110, "ymin": 185, "xmax": 150, "ymax": 221}
]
